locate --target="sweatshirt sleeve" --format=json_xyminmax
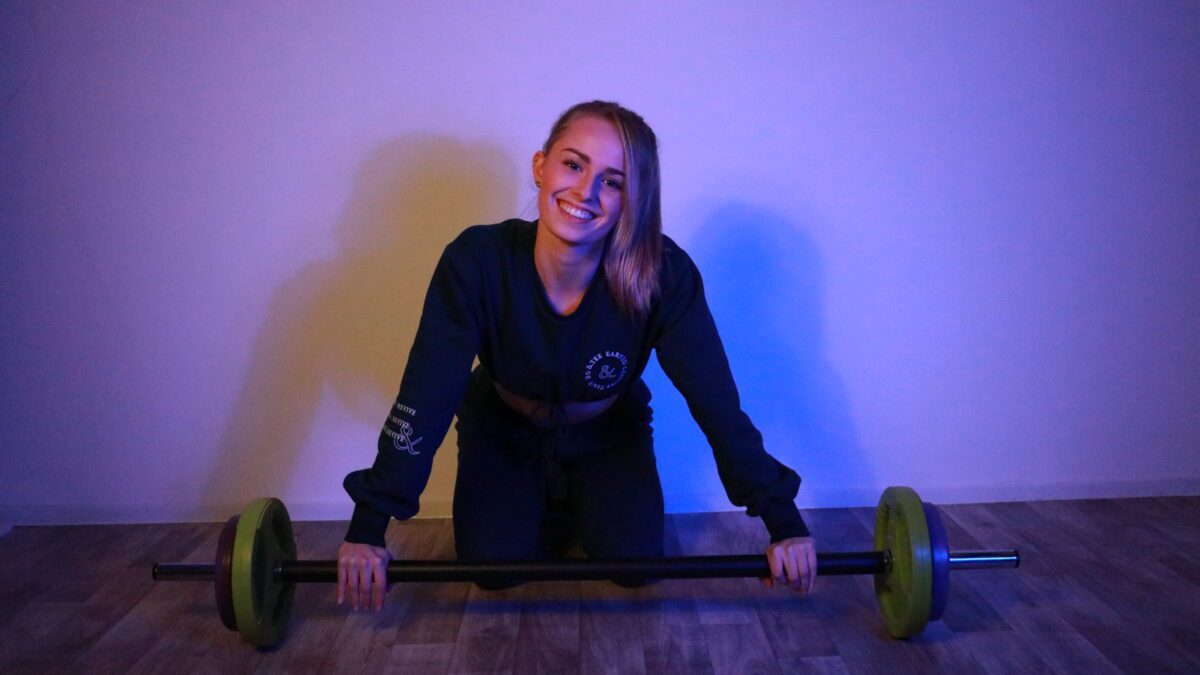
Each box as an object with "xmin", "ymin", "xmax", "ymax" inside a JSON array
[
  {"xmin": 652, "ymin": 246, "xmax": 810, "ymax": 543},
  {"xmin": 342, "ymin": 235, "xmax": 483, "ymax": 547}
]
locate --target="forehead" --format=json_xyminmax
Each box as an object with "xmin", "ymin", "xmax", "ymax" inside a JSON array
[{"xmin": 552, "ymin": 115, "xmax": 625, "ymax": 171}]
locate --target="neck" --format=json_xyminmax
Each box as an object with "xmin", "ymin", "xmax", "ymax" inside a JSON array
[{"xmin": 533, "ymin": 220, "xmax": 605, "ymax": 294}]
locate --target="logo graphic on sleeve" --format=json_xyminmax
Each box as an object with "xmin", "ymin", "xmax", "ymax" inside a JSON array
[
  {"xmin": 584, "ymin": 350, "xmax": 628, "ymax": 391},
  {"xmin": 384, "ymin": 402, "xmax": 423, "ymax": 455}
]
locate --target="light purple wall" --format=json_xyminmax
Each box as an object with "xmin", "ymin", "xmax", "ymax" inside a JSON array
[{"xmin": 3, "ymin": 2, "xmax": 1198, "ymax": 525}]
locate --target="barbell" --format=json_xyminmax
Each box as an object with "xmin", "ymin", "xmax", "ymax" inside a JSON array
[{"xmin": 152, "ymin": 486, "xmax": 1018, "ymax": 647}]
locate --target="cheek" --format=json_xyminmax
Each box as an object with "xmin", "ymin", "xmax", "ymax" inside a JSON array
[{"xmin": 603, "ymin": 191, "xmax": 623, "ymax": 219}]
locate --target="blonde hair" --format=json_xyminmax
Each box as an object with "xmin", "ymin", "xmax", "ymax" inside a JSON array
[{"xmin": 541, "ymin": 101, "xmax": 662, "ymax": 318}]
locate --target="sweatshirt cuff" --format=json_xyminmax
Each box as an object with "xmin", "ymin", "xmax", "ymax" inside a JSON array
[
  {"xmin": 758, "ymin": 498, "xmax": 811, "ymax": 543},
  {"xmin": 343, "ymin": 502, "xmax": 391, "ymax": 548}
]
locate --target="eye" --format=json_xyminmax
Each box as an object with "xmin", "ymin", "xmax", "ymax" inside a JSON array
[
  {"xmin": 563, "ymin": 159, "xmax": 581, "ymax": 171},
  {"xmin": 604, "ymin": 177, "xmax": 624, "ymax": 190}
]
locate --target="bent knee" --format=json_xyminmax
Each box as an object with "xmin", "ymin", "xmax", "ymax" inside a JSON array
[
  {"xmin": 454, "ymin": 526, "xmax": 541, "ymax": 563},
  {"xmin": 581, "ymin": 534, "xmax": 664, "ymax": 560}
]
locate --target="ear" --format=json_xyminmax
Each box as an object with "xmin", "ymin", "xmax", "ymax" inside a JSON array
[{"xmin": 532, "ymin": 150, "xmax": 545, "ymax": 185}]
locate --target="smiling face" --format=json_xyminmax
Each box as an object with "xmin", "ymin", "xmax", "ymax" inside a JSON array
[{"xmin": 532, "ymin": 114, "xmax": 626, "ymax": 251}]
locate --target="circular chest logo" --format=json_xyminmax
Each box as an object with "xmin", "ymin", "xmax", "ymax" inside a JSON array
[{"xmin": 584, "ymin": 350, "xmax": 628, "ymax": 391}]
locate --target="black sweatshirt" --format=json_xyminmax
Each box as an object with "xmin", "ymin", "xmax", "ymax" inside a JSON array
[{"xmin": 343, "ymin": 218, "xmax": 809, "ymax": 547}]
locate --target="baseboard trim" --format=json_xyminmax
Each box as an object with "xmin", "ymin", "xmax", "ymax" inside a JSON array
[{"xmin": 4, "ymin": 477, "xmax": 1199, "ymax": 526}]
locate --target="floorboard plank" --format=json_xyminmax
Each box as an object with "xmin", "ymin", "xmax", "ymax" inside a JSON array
[
  {"xmin": 391, "ymin": 519, "xmax": 472, "ymax": 647},
  {"xmin": 579, "ymin": 581, "xmax": 646, "ymax": 675},
  {"xmin": 638, "ymin": 518, "xmax": 713, "ymax": 674},
  {"xmin": 512, "ymin": 579, "xmax": 580, "ymax": 674},
  {"xmin": 447, "ymin": 583, "xmax": 524, "ymax": 674}
]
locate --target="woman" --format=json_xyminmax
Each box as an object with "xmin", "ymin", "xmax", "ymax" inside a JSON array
[{"xmin": 337, "ymin": 101, "xmax": 817, "ymax": 611}]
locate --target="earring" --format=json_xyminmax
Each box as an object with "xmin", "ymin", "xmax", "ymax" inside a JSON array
[{"xmin": 535, "ymin": 181, "xmax": 541, "ymax": 188}]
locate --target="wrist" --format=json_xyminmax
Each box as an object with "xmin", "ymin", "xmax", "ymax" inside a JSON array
[{"xmin": 344, "ymin": 503, "xmax": 391, "ymax": 548}]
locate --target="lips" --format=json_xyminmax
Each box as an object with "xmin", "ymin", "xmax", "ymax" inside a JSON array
[{"xmin": 557, "ymin": 199, "xmax": 597, "ymax": 222}]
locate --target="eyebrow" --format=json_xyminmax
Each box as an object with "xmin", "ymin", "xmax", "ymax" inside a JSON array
[{"xmin": 562, "ymin": 147, "xmax": 625, "ymax": 177}]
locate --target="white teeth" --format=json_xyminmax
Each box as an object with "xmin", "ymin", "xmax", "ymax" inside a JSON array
[{"xmin": 558, "ymin": 200, "xmax": 595, "ymax": 221}]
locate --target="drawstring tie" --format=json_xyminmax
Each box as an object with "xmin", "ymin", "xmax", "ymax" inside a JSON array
[
  {"xmin": 489, "ymin": 377, "xmax": 628, "ymax": 556},
  {"xmin": 532, "ymin": 400, "xmax": 571, "ymax": 505},
  {"xmin": 515, "ymin": 400, "xmax": 573, "ymax": 555}
]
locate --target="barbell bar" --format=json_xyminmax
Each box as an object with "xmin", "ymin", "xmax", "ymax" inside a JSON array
[
  {"xmin": 151, "ymin": 487, "xmax": 1019, "ymax": 647},
  {"xmin": 153, "ymin": 550, "xmax": 1016, "ymax": 583}
]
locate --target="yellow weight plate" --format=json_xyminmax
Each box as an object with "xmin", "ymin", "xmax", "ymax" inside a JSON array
[
  {"xmin": 873, "ymin": 486, "xmax": 933, "ymax": 638},
  {"xmin": 231, "ymin": 497, "xmax": 297, "ymax": 647}
]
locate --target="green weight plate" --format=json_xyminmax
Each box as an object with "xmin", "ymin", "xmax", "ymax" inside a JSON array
[
  {"xmin": 231, "ymin": 497, "xmax": 297, "ymax": 647},
  {"xmin": 873, "ymin": 486, "xmax": 933, "ymax": 638},
  {"xmin": 215, "ymin": 514, "xmax": 240, "ymax": 631}
]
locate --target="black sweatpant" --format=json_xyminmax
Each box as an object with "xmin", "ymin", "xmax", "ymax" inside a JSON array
[{"xmin": 451, "ymin": 367, "xmax": 665, "ymax": 588}]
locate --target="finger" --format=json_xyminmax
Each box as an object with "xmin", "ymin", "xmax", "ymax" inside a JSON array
[
  {"xmin": 358, "ymin": 563, "xmax": 371, "ymax": 612},
  {"xmin": 794, "ymin": 549, "xmax": 810, "ymax": 594},
  {"xmin": 346, "ymin": 560, "xmax": 360, "ymax": 610},
  {"xmin": 782, "ymin": 549, "xmax": 801, "ymax": 591},
  {"xmin": 373, "ymin": 559, "xmax": 386, "ymax": 611},
  {"xmin": 807, "ymin": 546, "xmax": 818, "ymax": 593},
  {"xmin": 337, "ymin": 559, "xmax": 346, "ymax": 605},
  {"xmin": 767, "ymin": 548, "xmax": 783, "ymax": 584}
]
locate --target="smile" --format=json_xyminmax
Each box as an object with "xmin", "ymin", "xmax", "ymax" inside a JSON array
[{"xmin": 557, "ymin": 199, "xmax": 597, "ymax": 222}]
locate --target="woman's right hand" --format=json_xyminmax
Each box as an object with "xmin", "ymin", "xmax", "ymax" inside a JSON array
[{"xmin": 337, "ymin": 541, "xmax": 393, "ymax": 611}]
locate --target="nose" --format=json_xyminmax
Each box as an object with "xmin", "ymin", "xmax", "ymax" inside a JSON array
[{"xmin": 571, "ymin": 173, "xmax": 601, "ymax": 205}]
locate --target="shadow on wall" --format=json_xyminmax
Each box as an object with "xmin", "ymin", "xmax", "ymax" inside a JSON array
[
  {"xmin": 648, "ymin": 202, "xmax": 867, "ymax": 508},
  {"xmin": 202, "ymin": 136, "xmax": 516, "ymax": 513}
]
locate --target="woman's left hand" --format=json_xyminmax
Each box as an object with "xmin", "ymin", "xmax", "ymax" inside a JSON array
[{"xmin": 762, "ymin": 536, "xmax": 817, "ymax": 594}]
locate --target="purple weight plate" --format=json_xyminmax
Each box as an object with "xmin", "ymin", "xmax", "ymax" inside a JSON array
[
  {"xmin": 215, "ymin": 514, "xmax": 240, "ymax": 631},
  {"xmin": 922, "ymin": 502, "xmax": 949, "ymax": 621}
]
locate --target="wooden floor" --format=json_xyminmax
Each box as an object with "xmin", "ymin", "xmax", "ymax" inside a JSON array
[{"xmin": 2, "ymin": 496, "xmax": 1198, "ymax": 674}]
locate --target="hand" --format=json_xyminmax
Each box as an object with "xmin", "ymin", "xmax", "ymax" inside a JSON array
[
  {"xmin": 761, "ymin": 536, "xmax": 817, "ymax": 594},
  {"xmin": 337, "ymin": 541, "xmax": 393, "ymax": 611}
]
